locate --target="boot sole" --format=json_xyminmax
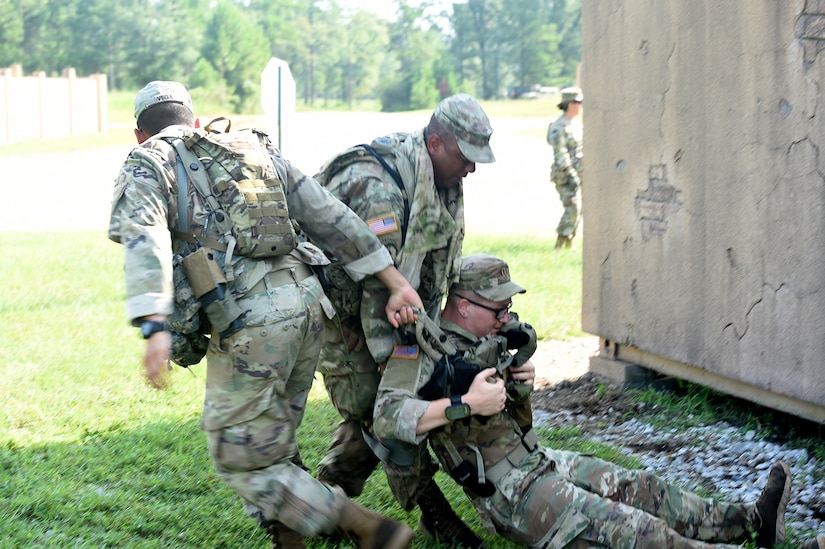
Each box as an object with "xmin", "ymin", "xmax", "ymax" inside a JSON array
[
  {"xmin": 774, "ymin": 461, "xmax": 791, "ymax": 544},
  {"xmin": 761, "ymin": 461, "xmax": 792, "ymax": 545}
]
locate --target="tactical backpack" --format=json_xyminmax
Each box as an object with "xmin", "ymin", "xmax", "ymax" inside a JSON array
[
  {"xmin": 163, "ymin": 119, "xmax": 299, "ymax": 264},
  {"xmin": 156, "ymin": 119, "xmax": 300, "ymax": 366},
  {"xmin": 312, "ymin": 136, "xmax": 411, "ymax": 321}
]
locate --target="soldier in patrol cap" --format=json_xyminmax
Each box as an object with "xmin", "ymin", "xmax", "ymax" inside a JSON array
[
  {"xmin": 547, "ymin": 86, "xmax": 584, "ymax": 249},
  {"xmin": 373, "ymin": 254, "xmax": 807, "ymax": 549},
  {"xmin": 109, "ymin": 80, "xmax": 421, "ymax": 549},
  {"xmin": 312, "ymin": 94, "xmax": 494, "ymax": 547}
]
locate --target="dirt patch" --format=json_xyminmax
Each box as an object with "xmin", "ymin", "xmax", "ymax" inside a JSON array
[{"xmin": 529, "ymin": 336, "xmax": 651, "ymax": 434}]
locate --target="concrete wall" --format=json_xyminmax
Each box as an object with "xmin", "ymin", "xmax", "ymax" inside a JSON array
[
  {"xmin": 0, "ymin": 65, "xmax": 107, "ymax": 145},
  {"xmin": 581, "ymin": 0, "xmax": 825, "ymax": 422}
]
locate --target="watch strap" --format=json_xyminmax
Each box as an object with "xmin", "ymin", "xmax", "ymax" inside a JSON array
[{"xmin": 141, "ymin": 319, "xmax": 168, "ymax": 339}]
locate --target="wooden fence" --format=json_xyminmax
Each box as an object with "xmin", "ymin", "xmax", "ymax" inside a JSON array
[{"xmin": 0, "ymin": 64, "xmax": 107, "ymax": 145}]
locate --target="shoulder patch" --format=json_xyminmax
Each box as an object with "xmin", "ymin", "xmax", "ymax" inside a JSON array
[
  {"xmin": 391, "ymin": 345, "xmax": 420, "ymax": 359},
  {"xmin": 367, "ymin": 213, "xmax": 399, "ymax": 236}
]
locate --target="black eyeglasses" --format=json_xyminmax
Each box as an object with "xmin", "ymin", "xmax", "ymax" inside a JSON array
[{"xmin": 457, "ymin": 293, "xmax": 512, "ymax": 320}]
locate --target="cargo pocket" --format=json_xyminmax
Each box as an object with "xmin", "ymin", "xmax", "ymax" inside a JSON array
[
  {"xmin": 210, "ymin": 411, "xmax": 296, "ymax": 473},
  {"xmin": 533, "ymin": 506, "xmax": 591, "ymax": 549}
]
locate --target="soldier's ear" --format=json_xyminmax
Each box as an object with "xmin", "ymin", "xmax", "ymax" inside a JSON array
[
  {"xmin": 426, "ymin": 133, "xmax": 444, "ymax": 156},
  {"xmin": 135, "ymin": 128, "xmax": 149, "ymax": 144},
  {"xmin": 457, "ymin": 297, "xmax": 471, "ymax": 318}
]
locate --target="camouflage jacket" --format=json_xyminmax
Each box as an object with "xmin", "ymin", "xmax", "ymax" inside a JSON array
[
  {"xmin": 373, "ymin": 317, "xmax": 533, "ymax": 482},
  {"xmin": 108, "ymin": 125, "xmax": 393, "ymax": 325},
  {"xmin": 315, "ymin": 130, "xmax": 464, "ymax": 363},
  {"xmin": 547, "ymin": 114, "xmax": 583, "ymax": 184}
]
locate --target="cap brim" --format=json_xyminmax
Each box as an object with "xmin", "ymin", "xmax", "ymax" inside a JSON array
[
  {"xmin": 475, "ymin": 281, "xmax": 526, "ymax": 301},
  {"xmin": 457, "ymin": 139, "xmax": 495, "ymax": 164}
]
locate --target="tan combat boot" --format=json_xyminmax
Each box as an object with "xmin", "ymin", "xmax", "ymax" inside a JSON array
[
  {"xmin": 266, "ymin": 521, "xmax": 305, "ymax": 549},
  {"xmin": 754, "ymin": 461, "xmax": 792, "ymax": 548},
  {"xmin": 554, "ymin": 235, "xmax": 573, "ymax": 249},
  {"xmin": 417, "ymin": 479, "xmax": 485, "ymax": 548},
  {"xmin": 336, "ymin": 497, "xmax": 415, "ymax": 549},
  {"xmin": 800, "ymin": 535, "xmax": 825, "ymax": 549}
]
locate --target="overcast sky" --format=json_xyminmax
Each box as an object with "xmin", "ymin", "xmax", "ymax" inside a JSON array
[{"xmin": 339, "ymin": 0, "xmax": 458, "ymax": 21}]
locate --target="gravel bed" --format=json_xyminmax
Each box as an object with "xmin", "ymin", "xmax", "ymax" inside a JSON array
[{"xmin": 531, "ymin": 374, "xmax": 825, "ymax": 540}]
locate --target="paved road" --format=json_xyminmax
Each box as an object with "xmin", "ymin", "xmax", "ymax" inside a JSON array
[
  {"xmin": 0, "ymin": 111, "xmax": 596, "ymax": 377},
  {"xmin": 1, "ymin": 111, "xmax": 561, "ymax": 236}
]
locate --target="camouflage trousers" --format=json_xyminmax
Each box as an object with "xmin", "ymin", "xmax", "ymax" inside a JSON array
[
  {"xmin": 203, "ymin": 275, "xmax": 344, "ymax": 536},
  {"xmin": 554, "ymin": 176, "xmax": 581, "ymax": 238},
  {"xmin": 479, "ymin": 446, "xmax": 757, "ymax": 549},
  {"xmin": 316, "ymin": 317, "xmax": 435, "ymax": 504}
]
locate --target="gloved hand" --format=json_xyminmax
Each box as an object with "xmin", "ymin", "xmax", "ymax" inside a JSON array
[{"xmin": 500, "ymin": 316, "xmax": 537, "ymax": 367}]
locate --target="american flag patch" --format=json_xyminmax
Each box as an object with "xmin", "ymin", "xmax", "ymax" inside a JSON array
[
  {"xmin": 367, "ymin": 214, "xmax": 399, "ymax": 236},
  {"xmin": 391, "ymin": 345, "xmax": 419, "ymax": 359}
]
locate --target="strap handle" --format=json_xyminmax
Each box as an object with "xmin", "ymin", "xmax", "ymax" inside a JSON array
[{"xmin": 358, "ymin": 143, "xmax": 410, "ymax": 243}]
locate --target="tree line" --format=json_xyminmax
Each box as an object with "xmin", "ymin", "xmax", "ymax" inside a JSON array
[{"xmin": 1, "ymin": 0, "xmax": 581, "ymax": 112}]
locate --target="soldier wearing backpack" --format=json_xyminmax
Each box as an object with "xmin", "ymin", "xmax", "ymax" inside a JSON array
[
  {"xmin": 108, "ymin": 81, "xmax": 419, "ymax": 549},
  {"xmin": 311, "ymin": 94, "xmax": 495, "ymax": 547}
]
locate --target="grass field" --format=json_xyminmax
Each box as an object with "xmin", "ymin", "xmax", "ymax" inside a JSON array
[{"xmin": 0, "ymin": 230, "xmax": 583, "ymax": 548}]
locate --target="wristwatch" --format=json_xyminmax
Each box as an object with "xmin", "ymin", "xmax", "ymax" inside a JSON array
[
  {"xmin": 445, "ymin": 395, "xmax": 471, "ymax": 421},
  {"xmin": 140, "ymin": 319, "xmax": 168, "ymax": 339}
]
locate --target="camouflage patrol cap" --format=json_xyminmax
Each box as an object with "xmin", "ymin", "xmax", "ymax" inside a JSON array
[
  {"xmin": 452, "ymin": 254, "xmax": 526, "ymax": 302},
  {"xmin": 134, "ymin": 80, "xmax": 193, "ymax": 121},
  {"xmin": 558, "ymin": 87, "xmax": 583, "ymax": 109},
  {"xmin": 434, "ymin": 94, "xmax": 495, "ymax": 164}
]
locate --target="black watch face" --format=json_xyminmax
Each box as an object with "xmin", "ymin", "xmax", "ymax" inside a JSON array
[
  {"xmin": 141, "ymin": 321, "xmax": 165, "ymax": 339},
  {"xmin": 445, "ymin": 403, "xmax": 471, "ymax": 421}
]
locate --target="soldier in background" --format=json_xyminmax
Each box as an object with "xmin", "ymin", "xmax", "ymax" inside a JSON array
[
  {"xmin": 373, "ymin": 254, "xmax": 803, "ymax": 549},
  {"xmin": 547, "ymin": 87, "xmax": 584, "ymax": 249},
  {"xmin": 108, "ymin": 81, "xmax": 419, "ymax": 549},
  {"xmin": 312, "ymin": 94, "xmax": 495, "ymax": 547}
]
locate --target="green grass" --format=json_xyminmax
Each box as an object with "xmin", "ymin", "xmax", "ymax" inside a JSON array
[
  {"xmin": 0, "ymin": 231, "xmax": 577, "ymax": 547},
  {"xmin": 2, "ymin": 226, "xmax": 821, "ymax": 547}
]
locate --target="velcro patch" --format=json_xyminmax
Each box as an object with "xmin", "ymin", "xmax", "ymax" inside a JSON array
[
  {"xmin": 367, "ymin": 214, "xmax": 399, "ymax": 236},
  {"xmin": 391, "ymin": 345, "xmax": 419, "ymax": 359}
]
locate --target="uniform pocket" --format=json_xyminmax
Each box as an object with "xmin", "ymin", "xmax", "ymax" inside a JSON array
[{"xmin": 209, "ymin": 410, "xmax": 296, "ymax": 472}]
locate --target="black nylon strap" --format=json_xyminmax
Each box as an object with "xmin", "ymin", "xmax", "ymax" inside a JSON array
[{"xmin": 357, "ymin": 143, "xmax": 409, "ymax": 243}]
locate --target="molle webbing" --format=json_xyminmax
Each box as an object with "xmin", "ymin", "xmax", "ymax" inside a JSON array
[{"xmin": 165, "ymin": 126, "xmax": 298, "ymax": 264}]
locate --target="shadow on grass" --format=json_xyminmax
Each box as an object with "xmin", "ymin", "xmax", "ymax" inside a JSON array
[
  {"xmin": 1, "ymin": 391, "xmax": 517, "ymax": 549},
  {"xmin": 1, "ymin": 417, "xmax": 266, "ymax": 547}
]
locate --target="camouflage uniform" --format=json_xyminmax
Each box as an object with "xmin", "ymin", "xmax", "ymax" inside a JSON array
[
  {"xmin": 374, "ymin": 281, "xmax": 763, "ymax": 548},
  {"xmin": 312, "ymin": 94, "xmax": 495, "ymax": 505},
  {"xmin": 547, "ymin": 87, "xmax": 584, "ymax": 241},
  {"xmin": 109, "ymin": 87, "xmax": 398, "ymax": 536}
]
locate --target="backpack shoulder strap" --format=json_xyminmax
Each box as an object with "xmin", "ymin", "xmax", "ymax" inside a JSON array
[{"xmin": 164, "ymin": 129, "xmax": 239, "ymax": 278}]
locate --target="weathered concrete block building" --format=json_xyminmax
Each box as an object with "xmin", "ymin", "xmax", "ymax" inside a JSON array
[{"xmin": 582, "ymin": 0, "xmax": 825, "ymax": 422}]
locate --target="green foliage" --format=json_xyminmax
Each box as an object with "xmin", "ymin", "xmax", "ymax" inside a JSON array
[
  {"xmin": 380, "ymin": 77, "xmax": 413, "ymax": 112},
  {"xmin": 1, "ymin": 0, "xmax": 581, "ymax": 110},
  {"xmin": 536, "ymin": 425, "xmax": 643, "ymax": 471},
  {"xmin": 200, "ymin": 1, "xmax": 270, "ymax": 113}
]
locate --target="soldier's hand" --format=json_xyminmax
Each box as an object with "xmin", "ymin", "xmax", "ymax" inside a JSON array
[
  {"xmin": 144, "ymin": 331, "xmax": 172, "ymax": 389},
  {"xmin": 509, "ymin": 359, "xmax": 536, "ymax": 387},
  {"xmin": 385, "ymin": 286, "xmax": 422, "ymax": 328},
  {"xmin": 465, "ymin": 368, "xmax": 506, "ymax": 416},
  {"xmin": 374, "ymin": 265, "xmax": 424, "ymax": 328}
]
